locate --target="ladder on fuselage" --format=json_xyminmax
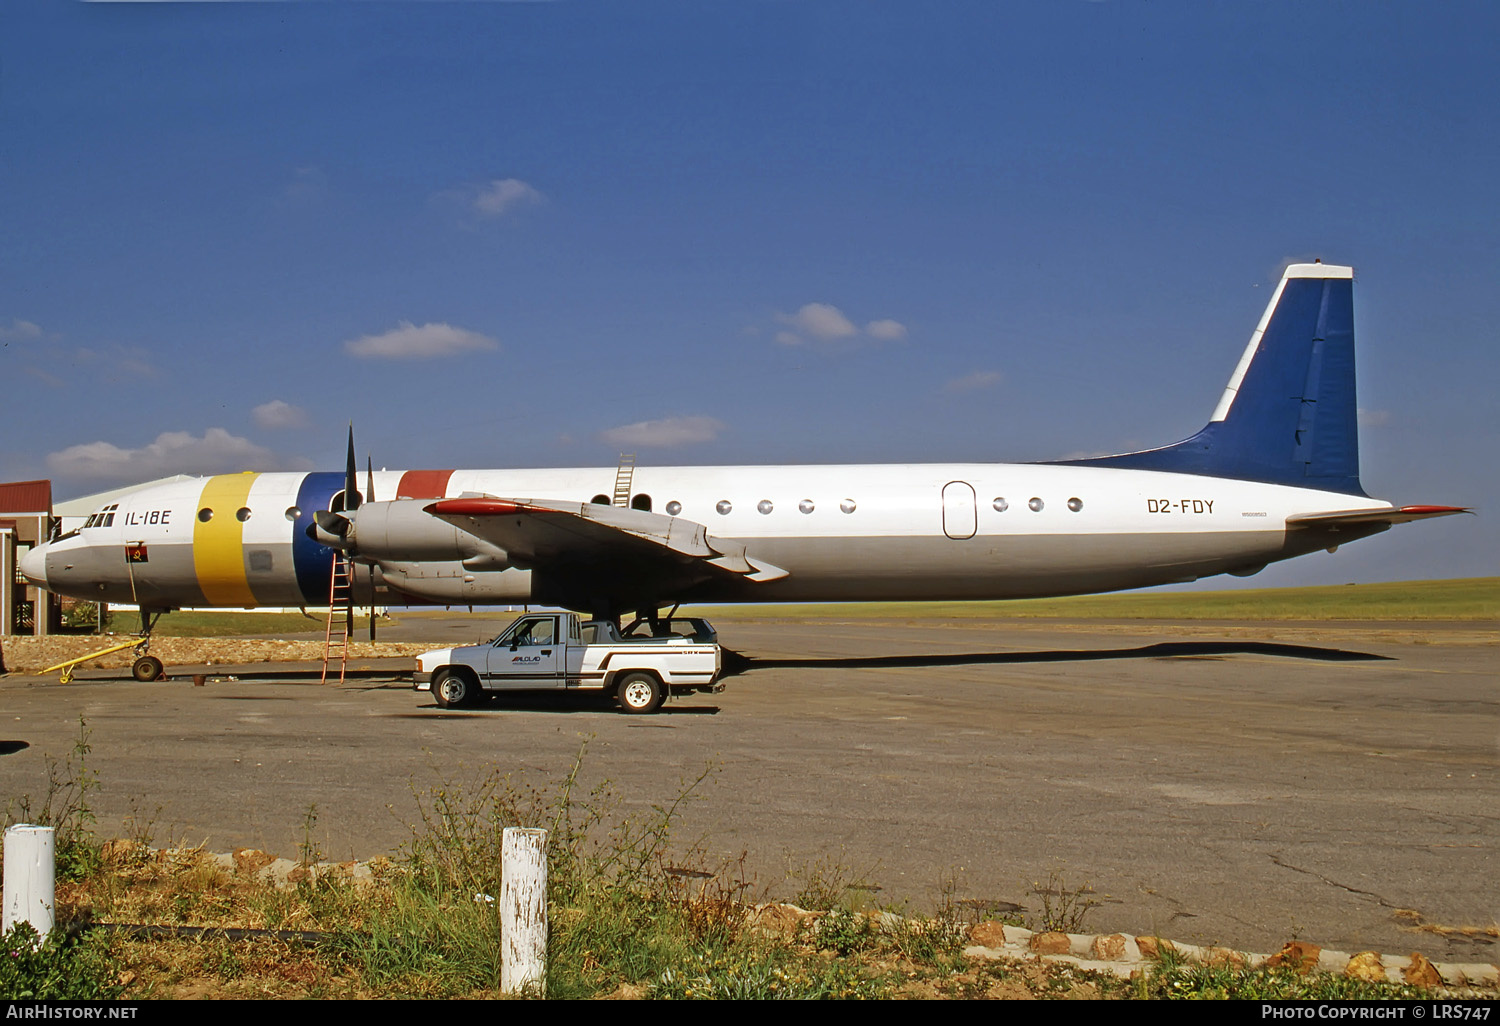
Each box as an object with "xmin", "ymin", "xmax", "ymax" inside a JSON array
[{"xmin": 612, "ymin": 452, "xmax": 636, "ymax": 508}]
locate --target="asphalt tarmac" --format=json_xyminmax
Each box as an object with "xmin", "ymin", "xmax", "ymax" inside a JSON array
[{"xmin": 1, "ymin": 616, "xmax": 1494, "ymax": 961}]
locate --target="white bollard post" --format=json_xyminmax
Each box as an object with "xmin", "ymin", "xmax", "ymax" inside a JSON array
[
  {"xmin": 500, "ymin": 826, "xmax": 547, "ymax": 996},
  {"xmin": 3, "ymin": 824, "xmax": 56, "ymax": 941}
]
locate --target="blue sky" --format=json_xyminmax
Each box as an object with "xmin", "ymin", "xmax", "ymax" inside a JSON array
[{"xmin": 2, "ymin": 1, "xmax": 1494, "ymax": 587}]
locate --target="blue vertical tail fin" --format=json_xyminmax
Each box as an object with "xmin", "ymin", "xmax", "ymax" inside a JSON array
[{"xmin": 1058, "ymin": 262, "xmax": 1365, "ymax": 496}]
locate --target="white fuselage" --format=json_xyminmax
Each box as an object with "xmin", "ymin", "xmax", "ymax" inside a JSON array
[{"xmin": 27, "ymin": 461, "xmax": 1385, "ymax": 611}]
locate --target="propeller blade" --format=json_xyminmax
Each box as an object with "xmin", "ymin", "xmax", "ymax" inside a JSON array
[{"xmin": 344, "ymin": 424, "xmax": 361, "ymax": 511}]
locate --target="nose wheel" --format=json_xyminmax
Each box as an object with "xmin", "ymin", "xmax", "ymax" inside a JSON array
[
  {"xmin": 132, "ymin": 655, "xmax": 165, "ymax": 682},
  {"xmin": 131, "ymin": 607, "xmax": 168, "ymax": 681}
]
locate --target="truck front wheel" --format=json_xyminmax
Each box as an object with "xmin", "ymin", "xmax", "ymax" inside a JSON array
[
  {"xmin": 433, "ymin": 668, "xmax": 480, "ymax": 709},
  {"xmin": 616, "ymin": 672, "xmax": 664, "ymax": 714}
]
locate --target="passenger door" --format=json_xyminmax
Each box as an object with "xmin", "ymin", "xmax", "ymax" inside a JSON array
[{"xmin": 486, "ymin": 614, "xmax": 567, "ymax": 689}]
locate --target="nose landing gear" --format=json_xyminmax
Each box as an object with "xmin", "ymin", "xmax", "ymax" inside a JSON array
[{"xmin": 130, "ymin": 608, "xmax": 167, "ymax": 681}]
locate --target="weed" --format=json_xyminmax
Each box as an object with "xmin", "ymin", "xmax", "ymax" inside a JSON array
[
  {"xmin": 0, "ymin": 923, "xmax": 122, "ymax": 1000},
  {"xmin": 815, "ymin": 907, "xmax": 879, "ymax": 956},
  {"xmin": 664, "ymin": 851, "xmax": 755, "ymax": 946},
  {"xmin": 1137, "ymin": 949, "xmax": 1434, "ymax": 1000},
  {"xmin": 6, "ymin": 717, "xmax": 101, "ymax": 881},
  {"xmin": 652, "ymin": 947, "xmax": 892, "ymax": 999},
  {"xmin": 338, "ymin": 742, "xmax": 726, "ymax": 997},
  {"xmin": 297, "ymin": 803, "xmax": 323, "ymax": 869},
  {"xmin": 1029, "ymin": 869, "xmax": 1099, "ymax": 934},
  {"xmin": 885, "ymin": 872, "xmax": 969, "ymax": 966},
  {"xmin": 785, "ymin": 850, "xmax": 880, "ymax": 911},
  {"xmin": 120, "ymin": 796, "xmax": 163, "ymax": 857}
]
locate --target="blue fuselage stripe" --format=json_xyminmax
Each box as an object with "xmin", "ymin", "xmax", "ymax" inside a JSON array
[{"xmin": 292, "ymin": 473, "xmax": 345, "ymax": 605}]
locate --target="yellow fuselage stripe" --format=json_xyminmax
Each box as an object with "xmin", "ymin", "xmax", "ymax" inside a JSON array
[{"xmin": 193, "ymin": 474, "xmax": 260, "ymax": 606}]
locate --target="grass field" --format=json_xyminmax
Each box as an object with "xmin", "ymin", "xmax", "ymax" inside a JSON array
[
  {"xmin": 686, "ymin": 577, "xmax": 1499, "ymax": 622},
  {"xmin": 90, "ymin": 610, "xmax": 376, "ymax": 638},
  {"xmin": 76, "ymin": 577, "xmax": 1496, "ymax": 638}
]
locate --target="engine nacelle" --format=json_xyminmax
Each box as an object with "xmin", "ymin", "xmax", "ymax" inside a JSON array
[
  {"xmin": 346, "ymin": 500, "xmax": 510, "ymax": 565},
  {"xmin": 379, "ymin": 561, "xmax": 533, "ymax": 603}
]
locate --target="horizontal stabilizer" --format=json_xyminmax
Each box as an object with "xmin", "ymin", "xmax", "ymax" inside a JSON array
[{"xmin": 1287, "ymin": 505, "xmax": 1472, "ymax": 529}]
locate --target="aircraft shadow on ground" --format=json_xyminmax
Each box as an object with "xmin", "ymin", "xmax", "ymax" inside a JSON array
[
  {"xmin": 396, "ymin": 697, "xmax": 721, "ymax": 717},
  {"xmin": 717, "ymin": 640, "xmax": 1392, "ymax": 679}
]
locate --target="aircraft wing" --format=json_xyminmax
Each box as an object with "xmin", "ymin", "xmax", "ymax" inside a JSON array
[
  {"xmin": 1287, "ymin": 505, "xmax": 1472, "ymax": 529},
  {"xmin": 423, "ymin": 496, "xmax": 789, "ymax": 583}
]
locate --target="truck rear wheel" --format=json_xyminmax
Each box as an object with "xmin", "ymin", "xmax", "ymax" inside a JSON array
[
  {"xmin": 617, "ymin": 672, "xmax": 664, "ymax": 714},
  {"xmin": 433, "ymin": 668, "xmax": 480, "ymax": 709}
]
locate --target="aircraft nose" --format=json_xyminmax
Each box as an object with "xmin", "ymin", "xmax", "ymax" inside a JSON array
[{"xmin": 19, "ymin": 545, "xmax": 48, "ymax": 590}]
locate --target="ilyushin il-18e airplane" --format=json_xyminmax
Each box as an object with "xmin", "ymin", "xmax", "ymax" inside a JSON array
[{"xmin": 21, "ymin": 262, "xmax": 1467, "ymax": 662}]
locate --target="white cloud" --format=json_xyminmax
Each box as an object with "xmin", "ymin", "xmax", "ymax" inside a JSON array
[
  {"xmin": 344, "ymin": 321, "xmax": 499, "ymax": 360},
  {"xmin": 945, "ymin": 370, "xmax": 1003, "ymax": 393},
  {"xmin": 599, "ymin": 415, "xmax": 725, "ymax": 448},
  {"xmin": 0, "ymin": 319, "xmax": 43, "ymax": 342},
  {"xmin": 253, "ymin": 400, "xmax": 311, "ymax": 430},
  {"xmin": 48, "ymin": 428, "xmax": 281, "ymax": 482},
  {"xmin": 70, "ymin": 345, "xmax": 157, "ymax": 378},
  {"xmin": 772, "ymin": 305, "xmax": 907, "ymax": 346},
  {"xmin": 473, "ymin": 178, "xmax": 543, "ymax": 217},
  {"xmin": 778, "ymin": 302, "xmax": 858, "ymax": 341},
  {"xmin": 6, "ymin": 323, "xmax": 157, "ymax": 382},
  {"xmin": 865, "ymin": 319, "xmax": 908, "ymax": 341}
]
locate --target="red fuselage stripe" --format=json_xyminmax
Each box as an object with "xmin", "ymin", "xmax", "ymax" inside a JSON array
[{"xmin": 395, "ymin": 469, "xmax": 456, "ymax": 500}]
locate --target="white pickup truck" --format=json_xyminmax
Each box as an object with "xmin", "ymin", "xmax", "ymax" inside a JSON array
[{"xmin": 414, "ymin": 612, "xmax": 723, "ymax": 714}]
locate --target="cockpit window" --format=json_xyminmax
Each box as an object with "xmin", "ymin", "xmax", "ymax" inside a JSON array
[{"xmin": 84, "ymin": 504, "xmax": 118, "ymax": 529}]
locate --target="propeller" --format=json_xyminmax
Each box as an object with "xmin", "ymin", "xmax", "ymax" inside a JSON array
[
  {"xmin": 309, "ymin": 425, "xmax": 368, "ymax": 641},
  {"xmin": 311, "ymin": 425, "xmax": 362, "ymax": 548},
  {"xmin": 308, "ymin": 425, "xmax": 384, "ymax": 642}
]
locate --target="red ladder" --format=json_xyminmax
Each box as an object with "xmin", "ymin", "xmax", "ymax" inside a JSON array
[{"xmin": 320, "ymin": 553, "xmax": 352, "ymax": 684}]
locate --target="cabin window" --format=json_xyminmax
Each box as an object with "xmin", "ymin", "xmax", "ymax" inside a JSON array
[
  {"xmin": 631, "ymin": 494, "xmax": 652, "ymax": 512},
  {"xmin": 840, "ymin": 499, "xmax": 857, "ymax": 514},
  {"xmin": 590, "ymin": 494, "xmax": 609, "ymax": 506},
  {"xmin": 799, "ymin": 499, "xmax": 815, "ymax": 514},
  {"xmin": 665, "ymin": 501, "xmax": 682, "ymax": 515},
  {"xmin": 1068, "ymin": 497, "xmax": 1083, "ymax": 512},
  {"xmin": 1028, "ymin": 497, "xmax": 1044, "ymax": 512},
  {"xmin": 198, "ymin": 508, "xmax": 214, "ymax": 522},
  {"xmin": 236, "ymin": 507, "xmax": 252, "ymax": 522},
  {"xmin": 993, "ymin": 498, "xmax": 1009, "ymax": 513},
  {"xmin": 757, "ymin": 500, "xmax": 773, "ymax": 515},
  {"xmin": 716, "ymin": 500, "xmax": 732, "ymax": 515},
  {"xmin": 285, "ymin": 506, "xmax": 301, "ymax": 521}
]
